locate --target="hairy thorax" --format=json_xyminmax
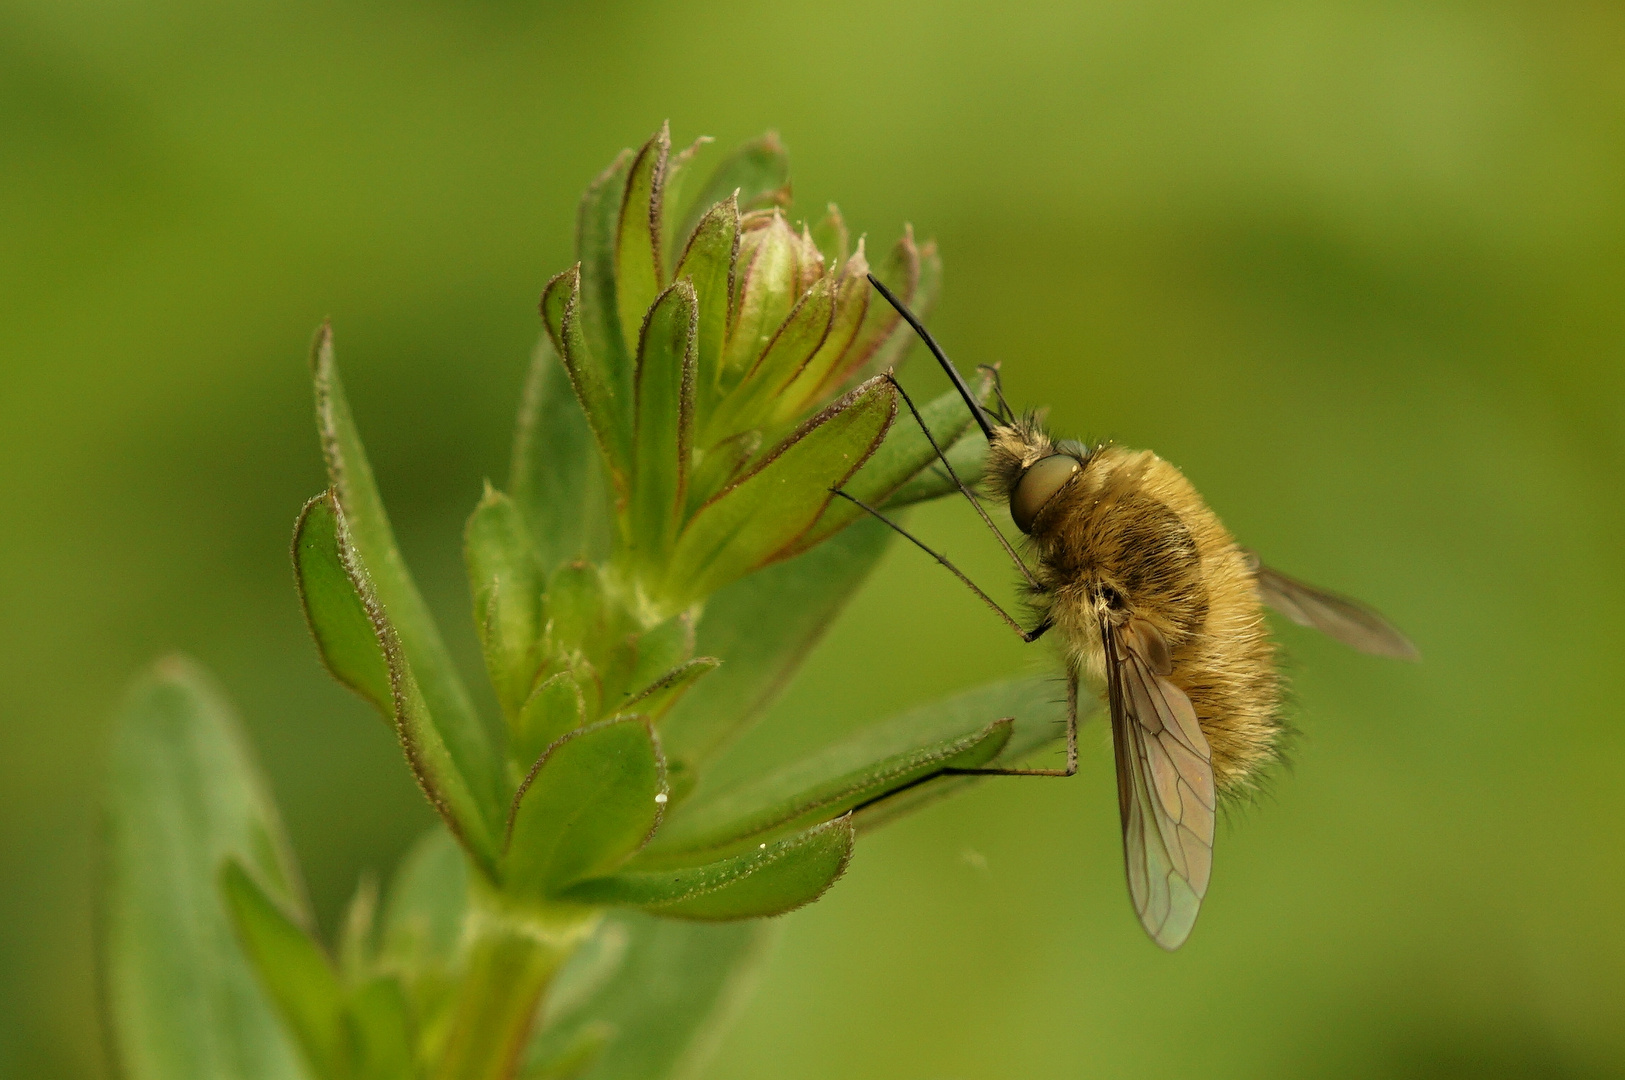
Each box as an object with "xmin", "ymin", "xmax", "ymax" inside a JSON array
[{"xmin": 989, "ymin": 429, "xmax": 1282, "ymax": 793}]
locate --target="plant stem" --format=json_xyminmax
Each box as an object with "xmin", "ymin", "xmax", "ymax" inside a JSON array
[{"xmin": 432, "ymin": 886, "xmax": 598, "ymax": 1080}]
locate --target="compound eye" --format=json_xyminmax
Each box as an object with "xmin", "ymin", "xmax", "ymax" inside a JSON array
[{"xmin": 1010, "ymin": 454, "xmax": 1081, "ymax": 534}]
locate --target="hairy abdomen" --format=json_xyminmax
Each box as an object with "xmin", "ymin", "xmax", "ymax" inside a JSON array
[{"xmin": 1042, "ymin": 449, "xmax": 1282, "ymax": 793}]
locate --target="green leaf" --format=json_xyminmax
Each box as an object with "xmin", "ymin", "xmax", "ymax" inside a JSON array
[
  {"xmin": 616, "ymin": 126, "xmax": 670, "ymax": 363},
  {"xmin": 466, "ymin": 486, "xmax": 545, "ymax": 719},
  {"xmin": 509, "ymin": 332, "xmax": 613, "ymax": 571},
  {"xmin": 671, "ymin": 196, "xmax": 738, "ymax": 428},
  {"xmin": 656, "ymin": 133, "xmax": 714, "ymax": 273},
  {"xmin": 524, "ymin": 1023, "xmax": 611, "ymax": 1080},
  {"xmin": 545, "ymin": 560, "xmax": 612, "ymax": 659},
  {"xmin": 659, "ymin": 515, "xmax": 892, "ymax": 769},
  {"xmin": 622, "ymin": 658, "xmax": 719, "ymax": 723},
  {"xmin": 220, "ymin": 860, "xmax": 349, "ymax": 1080},
  {"xmin": 630, "ymin": 280, "xmax": 698, "ymax": 569},
  {"xmin": 542, "ymin": 268, "xmax": 633, "ymax": 484},
  {"xmin": 292, "ymin": 473, "xmax": 501, "ymax": 871},
  {"xmin": 718, "ymin": 212, "xmax": 818, "ymax": 389},
  {"xmin": 293, "ymin": 491, "xmax": 391, "ymax": 720},
  {"xmin": 311, "ymin": 326, "xmax": 505, "ymax": 848},
  {"xmin": 885, "ymin": 430, "xmax": 987, "ymax": 508},
  {"xmin": 672, "ymin": 132, "xmax": 791, "ymax": 254},
  {"xmin": 774, "ymin": 250, "xmax": 870, "ymax": 419},
  {"xmin": 791, "ymin": 376, "xmax": 990, "ymax": 553},
  {"xmin": 851, "ymin": 675, "xmax": 1086, "ymax": 834},
  {"xmin": 512, "ymin": 672, "xmax": 587, "ymax": 777},
  {"xmin": 393, "ymin": 651, "xmax": 505, "ymax": 876},
  {"xmin": 102, "ymin": 657, "xmax": 311, "ymax": 1080},
  {"xmin": 381, "ymin": 828, "xmax": 468, "ymax": 972},
  {"xmin": 505, "ymin": 718, "xmax": 667, "ymax": 900},
  {"xmin": 346, "ymin": 977, "xmax": 414, "ymax": 1080},
  {"xmin": 641, "ymin": 718, "xmax": 1011, "ymax": 864},
  {"xmin": 576, "ymin": 148, "xmax": 635, "ymax": 414},
  {"xmin": 707, "ymin": 274, "xmax": 834, "ymax": 441},
  {"xmin": 625, "ymin": 612, "xmax": 695, "ymax": 693},
  {"xmin": 379, "ymin": 827, "xmax": 468, "ymax": 1033},
  {"xmin": 663, "ymin": 375, "xmax": 896, "ymax": 607},
  {"xmin": 337, "ymin": 874, "xmax": 379, "ymax": 984},
  {"xmin": 561, "ymin": 818, "xmax": 853, "ymax": 920},
  {"xmin": 525, "ymin": 913, "xmax": 773, "ymax": 1080},
  {"xmin": 684, "ymin": 430, "xmax": 758, "ymax": 516}
]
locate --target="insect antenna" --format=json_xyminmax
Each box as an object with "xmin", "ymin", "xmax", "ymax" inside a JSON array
[{"xmin": 867, "ymin": 273, "xmax": 996, "ymax": 441}]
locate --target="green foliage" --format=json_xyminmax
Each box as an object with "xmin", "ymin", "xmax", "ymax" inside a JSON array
[
  {"xmin": 629, "ymin": 280, "xmax": 698, "ymax": 571},
  {"xmin": 661, "ymin": 375, "xmax": 896, "ymax": 607},
  {"xmin": 795, "ymin": 374, "xmax": 993, "ymax": 551},
  {"xmin": 563, "ymin": 819, "xmax": 855, "ymax": 919},
  {"xmin": 311, "ymin": 326, "xmax": 508, "ymax": 867},
  {"xmin": 293, "ymin": 492, "xmax": 392, "ymax": 719},
  {"xmin": 527, "ymin": 914, "xmax": 773, "ymax": 1080},
  {"xmin": 509, "ymin": 335, "xmax": 614, "ymax": 571},
  {"xmin": 657, "ymin": 517, "xmax": 893, "ymax": 771},
  {"xmin": 217, "ymin": 862, "xmax": 344, "ymax": 1067},
  {"xmin": 504, "ymin": 719, "xmax": 667, "ymax": 902},
  {"xmin": 103, "ymin": 126, "xmax": 1071, "ymax": 1080},
  {"xmin": 465, "ymin": 487, "xmax": 547, "ymax": 720},
  {"xmin": 101, "ymin": 658, "xmax": 311, "ymax": 1080},
  {"xmin": 641, "ymin": 719, "xmax": 1012, "ymax": 864}
]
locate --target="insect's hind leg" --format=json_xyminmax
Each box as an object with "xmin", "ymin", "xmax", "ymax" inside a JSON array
[{"xmin": 849, "ymin": 677, "xmax": 1081, "ymax": 817}]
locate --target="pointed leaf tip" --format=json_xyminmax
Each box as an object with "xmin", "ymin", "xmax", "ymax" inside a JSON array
[
  {"xmin": 663, "ymin": 374, "xmax": 896, "ymax": 605},
  {"xmin": 645, "ymin": 717, "xmax": 1012, "ymax": 862},
  {"xmin": 463, "ymin": 487, "xmax": 545, "ymax": 718},
  {"xmin": 616, "ymin": 127, "xmax": 672, "ymax": 361},
  {"xmin": 563, "ymin": 817, "xmax": 855, "ymax": 920},
  {"xmin": 219, "ymin": 860, "xmax": 347, "ymax": 1080},
  {"xmin": 672, "ymin": 132, "xmax": 792, "ymax": 253}
]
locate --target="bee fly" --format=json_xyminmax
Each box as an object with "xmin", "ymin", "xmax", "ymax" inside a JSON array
[{"xmin": 837, "ymin": 274, "xmax": 1417, "ymax": 950}]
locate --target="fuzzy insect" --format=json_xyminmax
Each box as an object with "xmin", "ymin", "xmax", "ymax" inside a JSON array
[{"xmin": 840, "ymin": 275, "xmax": 1417, "ymax": 950}]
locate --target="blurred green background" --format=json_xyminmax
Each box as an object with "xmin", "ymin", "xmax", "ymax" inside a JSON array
[{"xmin": 4, "ymin": 0, "xmax": 1622, "ymax": 1077}]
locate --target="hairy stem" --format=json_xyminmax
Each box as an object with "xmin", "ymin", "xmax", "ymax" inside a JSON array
[{"xmin": 433, "ymin": 887, "xmax": 598, "ymax": 1080}]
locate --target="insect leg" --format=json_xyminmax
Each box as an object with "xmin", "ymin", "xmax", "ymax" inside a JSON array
[
  {"xmin": 829, "ymin": 488, "xmax": 1049, "ymax": 642},
  {"xmin": 849, "ymin": 676, "xmax": 1081, "ymax": 817},
  {"xmin": 884, "ymin": 373, "xmax": 1043, "ymax": 591}
]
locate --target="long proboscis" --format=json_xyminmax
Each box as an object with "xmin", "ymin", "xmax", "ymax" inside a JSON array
[{"xmin": 866, "ymin": 273, "xmax": 997, "ymax": 442}]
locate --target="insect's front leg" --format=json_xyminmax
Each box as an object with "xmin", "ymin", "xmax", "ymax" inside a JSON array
[{"xmin": 829, "ymin": 487, "xmax": 1051, "ymax": 642}]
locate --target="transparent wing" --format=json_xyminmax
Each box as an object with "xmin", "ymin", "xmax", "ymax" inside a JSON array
[
  {"xmin": 1104, "ymin": 616, "xmax": 1215, "ymax": 950},
  {"xmin": 1245, "ymin": 551, "xmax": 1419, "ymax": 660}
]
